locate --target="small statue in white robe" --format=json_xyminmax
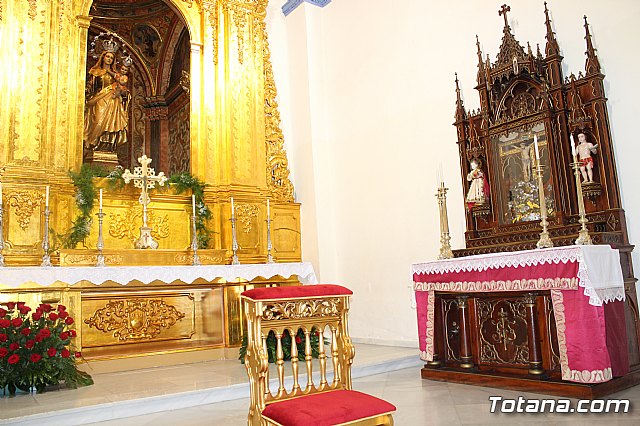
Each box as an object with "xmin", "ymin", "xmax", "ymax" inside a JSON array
[{"xmin": 466, "ymin": 158, "xmax": 488, "ymax": 208}]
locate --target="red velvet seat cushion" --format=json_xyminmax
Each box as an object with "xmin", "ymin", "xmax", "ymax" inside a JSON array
[
  {"xmin": 261, "ymin": 389, "xmax": 395, "ymax": 426},
  {"xmin": 241, "ymin": 284, "xmax": 352, "ymax": 300}
]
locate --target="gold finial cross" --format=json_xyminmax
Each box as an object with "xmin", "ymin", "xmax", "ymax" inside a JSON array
[
  {"xmin": 122, "ymin": 155, "xmax": 167, "ymax": 249},
  {"xmin": 499, "ymin": 4, "xmax": 511, "ymax": 28}
]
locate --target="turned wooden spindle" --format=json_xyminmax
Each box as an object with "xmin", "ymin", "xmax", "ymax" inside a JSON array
[
  {"xmin": 275, "ymin": 331, "xmax": 285, "ymax": 396},
  {"xmin": 290, "ymin": 328, "xmax": 300, "ymax": 392},
  {"xmin": 456, "ymin": 296, "xmax": 474, "ymax": 369},
  {"xmin": 317, "ymin": 327, "xmax": 328, "ymax": 388},
  {"xmin": 331, "ymin": 326, "xmax": 340, "ymax": 386},
  {"xmin": 524, "ymin": 293, "xmax": 545, "ymax": 375}
]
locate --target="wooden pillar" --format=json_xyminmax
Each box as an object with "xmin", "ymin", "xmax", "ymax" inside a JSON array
[
  {"xmin": 144, "ymin": 102, "xmax": 169, "ymax": 171},
  {"xmin": 456, "ymin": 296, "xmax": 474, "ymax": 369},
  {"xmin": 524, "ymin": 293, "xmax": 544, "ymax": 375}
]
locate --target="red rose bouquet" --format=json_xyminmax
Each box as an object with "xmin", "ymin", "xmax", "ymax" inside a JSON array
[{"xmin": 0, "ymin": 302, "xmax": 93, "ymax": 396}]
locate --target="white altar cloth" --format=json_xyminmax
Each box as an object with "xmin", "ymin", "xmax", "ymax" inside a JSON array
[
  {"xmin": 412, "ymin": 245, "xmax": 624, "ymax": 306},
  {"xmin": 0, "ymin": 262, "xmax": 318, "ymax": 287}
]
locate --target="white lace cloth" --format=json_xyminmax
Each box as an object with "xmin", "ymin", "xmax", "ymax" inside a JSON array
[
  {"xmin": 412, "ymin": 245, "xmax": 624, "ymax": 306},
  {"xmin": 0, "ymin": 262, "xmax": 318, "ymax": 287}
]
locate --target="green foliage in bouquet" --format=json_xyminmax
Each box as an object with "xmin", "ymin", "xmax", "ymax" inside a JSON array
[
  {"xmin": 52, "ymin": 166, "xmax": 213, "ymax": 250},
  {"xmin": 0, "ymin": 302, "xmax": 93, "ymax": 396},
  {"xmin": 166, "ymin": 172, "xmax": 213, "ymax": 248},
  {"xmin": 54, "ymin": 164, "xmax": 117, "ymax": 249},
  {"xmin": 238, "ymin": 328, "xmax": 325, "ymax": 364}
]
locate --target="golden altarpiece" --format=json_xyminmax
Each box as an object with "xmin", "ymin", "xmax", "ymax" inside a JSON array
[
  {"xmin": 0, "ymin": 1, "xmax": 303, "ymax": 365},
  {"xmin": 421, "ymin": 4, "xmax": 640, "ymax": 396}
]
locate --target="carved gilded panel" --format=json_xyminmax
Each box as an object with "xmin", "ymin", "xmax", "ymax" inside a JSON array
[
  {"xmin": 5, "ymin": 190, "xmax": 45, "ymax": 249},
  {"xmin": 79, "ymin": 288, "xmax": 226, "ymax": 359},
  {"xmin": 261, "ymin": 298, "xmax": 345, "ymax": 321},
  {"xmin": 236, "ymin": 203, "xmax": 259, "ymax": 250},
  {"xmin": 85, "ymin": 298, "xmax": 186, "ymax": 341},
  {"xmin": 109, "ymin": 207, "xmax": 170, "ymax": 244},
  {"xmin": 272, "ymin": 207, "xmax": 300, "ymax": 260}
]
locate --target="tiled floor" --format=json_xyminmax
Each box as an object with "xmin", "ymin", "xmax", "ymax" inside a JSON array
[
  {"xmin": 2, "ymin": 344, "xmax": 640, "ymax": 425},
  {"xmin": 91, "ymin": 367, "xmax": 640, "ymax": 426},
  {"xmin": 0, "ymin": 344, "xmax": 420, "ymax": 425}
]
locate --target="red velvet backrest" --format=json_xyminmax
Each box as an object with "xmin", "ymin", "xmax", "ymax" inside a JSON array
[{"xmin": 241, "ymin": 284, "xmax": 352, "ymax": 301}]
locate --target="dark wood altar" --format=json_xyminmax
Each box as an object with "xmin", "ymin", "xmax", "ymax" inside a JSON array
[{"xmin": 421, "ymin": 3, "xmax": 640, "ymax": 397}]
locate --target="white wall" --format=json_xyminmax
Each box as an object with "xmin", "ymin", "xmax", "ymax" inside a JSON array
[{"xmin": 266, "ymin": 0, "xmax": 640, "ymax": 346}]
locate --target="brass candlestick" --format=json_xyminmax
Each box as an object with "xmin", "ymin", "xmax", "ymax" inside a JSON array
[
  {"xmin": 96, "ymin": 211, "xmax": 106, "ymax": 267},
  {"xmin": 571, "ymin": 155, "xmax": 592, "ymax": 245},
  {"xmin": 191, "ymin": 214, "xmax": 201, "ymax": 266},
  {"xmin": 436, "ymin": 182, "xmax": 453, "ymax": 260},
  {"xmin": 41, "ymin": 207, "xmax": 52, "ymax": 267},
  {"xmin": 231, "ymin": 217, "xmax": 240, "ymax": 265},
  {"xmin": 266, "ymin": 216, "xmax": 274, "ymax": 264},
  {"xmin": 535, "ymin": 164, "xmax": 553, "ymax": 249}
]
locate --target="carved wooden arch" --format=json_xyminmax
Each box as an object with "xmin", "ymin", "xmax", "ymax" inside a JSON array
[{"xmin": 494, "ymin": 78, "xmax": 546, "ymax": 124}]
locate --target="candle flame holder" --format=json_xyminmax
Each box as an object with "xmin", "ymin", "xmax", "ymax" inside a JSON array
[
  {"xmin": 436, "ymin": 182, "xmax": 454, "ymax": 260},
  {"xmin": 96, "ymin": 211, "xmax": 106, "ymax": 266},
  {"xmin": 231, "ymin": 217, "xmax": 240, "ymax": 265},
  {"xmin": 266, "ymin": 216, "xmax": 274, "ymax": 264},
  {"xmin": 535, "ymin": 164, "xmax": 554, "ymax": 249},
  {"xmin": 571, "ymin": 156, "xmax": 592, "ymax": 245},
  {"xmin": 41, "ymin": 207, "xmax": 53, "ymax": 267},
  {"xmin": 191, "ymin": 214, "xmax": 201, "ymax": 266}
]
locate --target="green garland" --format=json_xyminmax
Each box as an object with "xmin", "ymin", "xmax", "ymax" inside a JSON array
[
  {"xmin": 55, "ymin": 165, "xmax": 105, "ymax": 249},
  {"xmin": 238, "ymin": 329, "xmax": 324, "ymax": 364},
  {"xmin": 57, "ymin": 166, "xmax": 210, "ymax": 249},
  {"xmin": 166, "ymin": 172, "xmax": 212, "ymax": 249}
]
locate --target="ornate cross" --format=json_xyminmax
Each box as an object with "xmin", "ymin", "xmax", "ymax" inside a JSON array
[
  {"xmin": 499, "ymin": 4, "xmax": 511, "ymax": 28},
  {"xmin": 122, "ymin": 155, "xmax": 167, "ymax": 249}
]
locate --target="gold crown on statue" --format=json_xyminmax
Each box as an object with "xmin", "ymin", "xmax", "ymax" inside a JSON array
[{"xmin": 102, "ymin": 38, "xmax": 119, "ymax": 53}]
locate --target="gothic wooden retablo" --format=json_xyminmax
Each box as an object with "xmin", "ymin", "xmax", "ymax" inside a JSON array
[
  {"xmin": 455, "ymin": 3, "xmax": 628, "ymax": 254},
  {"xmin": 422, "ymin": 3, "xmax": 640, "ymax": 397}
]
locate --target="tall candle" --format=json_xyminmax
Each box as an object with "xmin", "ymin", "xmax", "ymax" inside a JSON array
[
  {"xmin": 570, "ymin": 134, "xmax": 576, "ymax": 157},
  {"xmin": 533, "ymin": 135, "xmax": 540, "ymax": 160},
  {"xmin": 267, "ymin": 198, "xmax": 270, "ymax": 218},
  {"xmin": 45, "ymin": 186, "xmax": 49, "ymax": 208},
  {"xmin": 231, "ymin": 197, "xmax": 235, "ymax": 217},
  {"xmin": 99, "ymin": 189, "xmax": 103, "ymax": 211},
  {"xmin": 192, "ymin": 194, "xmax": 196, "ymax": 216}
]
